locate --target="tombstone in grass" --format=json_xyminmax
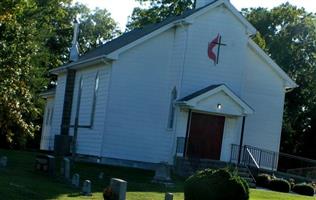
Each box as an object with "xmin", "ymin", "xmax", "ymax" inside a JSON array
[
  {"xmin": 0, "ymin": 156, "xmax": 7, "ymax": 168},
  {"xmin": 110, "ymin": 178, "xmax": 127, "ymax": 200},
  {"xmin": 63, "ymin": 157, "xmax": 71, "ymax": 180},
  {"xmin": 152, "ymin": 162, "xmax": 172, "ymax": 185},
  {"xmin": 165, "ymin": 193, "xmax": 173, "ymax": 200},
  {"xmin": 82, "ymin": 180, "xmax": 92, "ymax": 196},
  {"xmin": 72, "ymin": 173, "xmax": 80, "ymax": 187}
]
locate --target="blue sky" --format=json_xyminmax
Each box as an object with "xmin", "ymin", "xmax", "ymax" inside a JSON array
[{"xmin": 74, "ymin": 0, "xmax": 316, "ymax": 30}]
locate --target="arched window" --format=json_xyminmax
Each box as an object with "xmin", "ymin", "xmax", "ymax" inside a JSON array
[
  {"xmin": 90, "ymin": 72, "xmax": 100, "ymax": 127},
  {"xmin": 167, "ymin": 87, "xmax": 177, "ymax": 129}
]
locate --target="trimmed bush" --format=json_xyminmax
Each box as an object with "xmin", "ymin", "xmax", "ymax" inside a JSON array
[
  {"xmin": 292, "ymin": 183, "xmax": 315, "ymax": 196},
  {"xmin": 268, "ymin": 178, "xmax": 291, "ymax": 193},
  {"xmin": 184, "ymin": 168, "xmax": 249, "ymax": 200},
  {"xmin": 256, "ymin": 173, "xmax": 272, "ymax": 188}
]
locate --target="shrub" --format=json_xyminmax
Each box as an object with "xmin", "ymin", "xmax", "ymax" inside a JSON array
[
  {"xmin": 292, "ymin": 183, "xmax": 315, "ymax": 196},
  {"xmin": 103, "ymin": 187, "xmax": 118, "ymax": 200},
  {"xmin": 268, "ymin": 178, "xmax": 291, "ymax": 193},
  {"xmin": 184, "ymin": 168, "xmax": 249, "ymax": 200},
  {"xmin": 255, "ymin": 174, "xmax": 272, "ymax": 188}
]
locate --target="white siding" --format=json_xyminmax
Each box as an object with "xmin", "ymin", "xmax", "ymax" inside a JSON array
[
  {"xmin": 101, "ymin": 30, "xmax": 176, "ymax": 164},
  {"xmin": 40, "ymin": 97, "xmax": 55, "ymax": 150},
  {"xmin": 50, "ymin": 73, "xmax": 67, "ymax": 148},
  {"xmin": 69, "ymin": 64, "xmax": 111, "ymax": 156},
  {"xmin": 242, "ymin": 47, "xmax": 285, "ymax": 152}
]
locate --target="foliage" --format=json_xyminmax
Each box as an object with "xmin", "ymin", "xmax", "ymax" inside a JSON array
[
  {"xmin": 103, "ymin": 186, "xmax": 119, "ymax": 200},
  {"xmin": 268, "ymin": 178, "xmax": 291, "ymax": 193},
  {"xmin": 184, "ymin": 168, "xmax": 249, "ymax": 200},
  {"xmin": 0, "ymin": 0, "xmax": 119, "ymax": 148},
  {"xmin": 242, "ymin": 4, "xmax": 316, "ymax": 159},
  {"xmin": 256, "ymin": 173, "xmax": 272, "ymax": 188},
  {"xmin": 292, "ymin": 183, "xmax": 315, "ymax": 196},
  {"xmin": 126, "ymin": 0, "xmax": 194, "ymax": 31},
  {"xmin": 0, "ymin": 149, "xmax": 315, "ymax": 200}
]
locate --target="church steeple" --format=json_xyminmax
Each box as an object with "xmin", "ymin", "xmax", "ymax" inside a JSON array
[{"xmin": 70, "ymin": 18, "xmax": 80, "ymax": 62}]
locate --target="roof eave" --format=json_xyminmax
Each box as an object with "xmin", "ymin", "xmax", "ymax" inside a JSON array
[{"xmin": 49, "ymin": 55, "xmax": 114, "ymax": 75}]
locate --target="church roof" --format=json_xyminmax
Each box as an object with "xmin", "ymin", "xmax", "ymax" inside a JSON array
[
  {"xmin": 50, "ymin": 1, "xmax": 220, "ymax": 74},
  {"xmin": 179, "ymin": 84, "xmax": 223, "ymax": 101}
]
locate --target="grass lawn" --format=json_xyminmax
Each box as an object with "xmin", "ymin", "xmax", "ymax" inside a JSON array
[{"xmin": 0, "ymin": 149, "xmax": 314, "ymax": 200}]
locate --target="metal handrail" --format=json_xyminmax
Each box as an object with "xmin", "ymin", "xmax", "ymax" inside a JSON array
[{"xmin": 245, "ymin": 147, "xmax": 260, "ymax": 169}]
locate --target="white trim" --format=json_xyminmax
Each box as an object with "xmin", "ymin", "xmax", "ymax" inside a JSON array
[
  {"xmin": 177, "ymin": 85, "xmax": 254, "ymax": 115},
  {"xmin": 186, "ymin": 0, "xmax": 257, "ymax": 36},
  {"xmin": 247, "ymin": 39, "xmax": 298, "ymax": 89},
  {"xmin": 50, "ymin": 56, "xmax": 113, "ymax": 75},
  {"xmin": 107, "ymin": 20, "xmax": 189, "ymax": 59}
]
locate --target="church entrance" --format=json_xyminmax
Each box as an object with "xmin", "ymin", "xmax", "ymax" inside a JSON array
[{"xmin": 186, "ymin": 112, "xmax": 225, "ymax": 160}]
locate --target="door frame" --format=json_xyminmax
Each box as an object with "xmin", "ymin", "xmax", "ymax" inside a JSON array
[{"xmin": 184, "ymin": 110, "xmax": 226, "ymax": 160}]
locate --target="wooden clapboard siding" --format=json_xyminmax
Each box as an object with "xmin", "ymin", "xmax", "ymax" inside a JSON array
[
  {"xmin": 68, "ymin": 64, "xmax": 111, "ymax": 156},
  {"xmin": 49, "ymin": 73, "xmax": 67, "ymax": 149},
  {"xmin": 101, "ymin": 30, "xmax": 176, "ymax": 164}
]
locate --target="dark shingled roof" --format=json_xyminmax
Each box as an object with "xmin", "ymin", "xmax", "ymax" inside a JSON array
[
  {"xmin": 179, "ymin": 84, "xmax": 223, "ymax": 101},
  {"xmin": 70, "ymin": 1, "xmax": 218, "ymax": 65}
]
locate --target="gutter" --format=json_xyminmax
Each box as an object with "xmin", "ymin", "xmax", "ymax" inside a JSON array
[{"xmin": 49, "ymin": 55, "xmax": 114, "ymax": 75}]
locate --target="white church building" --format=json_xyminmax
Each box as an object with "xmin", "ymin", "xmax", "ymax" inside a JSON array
[{"xmin": 40, "ymin": 0, "xmax": 297, "ymax": 169}]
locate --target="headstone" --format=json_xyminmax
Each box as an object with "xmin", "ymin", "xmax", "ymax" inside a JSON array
[
  {"xmin": 165, "ymin": 193, "xmax": 173, "ymax": 200},
  {"xmin": 110, "ymin": 178, "xmax": 127, "ymax": 200},
  {"xmin": 153, "ymin": 162, "xmax": 171, "ymax": 182},
  {"xmin": 47, "ymin": 155, "xmax": 55, "ymax": 176},
  {"xmin": 82, "ymin": 180, "xmax": 92, "ymax": 196},
  {"xmin": 63, "ymin": 157, "xmax": 71, "ymax": 179},
  {"xmin": 0, "ymin": 156, "xmax": 7, "ymax": 167},
  {"xmin": 72, "ymin": 173, "xmax": 80, "ymax": 187}
]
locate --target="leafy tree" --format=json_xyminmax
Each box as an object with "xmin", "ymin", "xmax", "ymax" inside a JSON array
[
  {"xmin": 0, "ymin": 0, "xmax": 120, "ymax": 148},
  {"xmin": 126, "ymin": 0, "xmax": 194, "ymax": 31},
  {"xmin": 243, "ymin": 4, "xmax": 316, "ymax": 158}
]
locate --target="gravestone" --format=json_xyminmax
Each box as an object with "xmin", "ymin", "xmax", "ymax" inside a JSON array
[
  {"xmin": 72, "ymin": 173, "xmax": 80, "ymax": 187},
  {"xmin": 165, "ymin": 193, "xmax": 173, "ymax": 200},
  {"xmin": 153, "ymin": 162, "xmax": 171, "ymax": 183},
  {"xmin": 0, "ymin": 156, "xmax": 7, "ymax": 168},
  {"xmin": 63, "ymin": 157, "xmax": 71, "ymax": 179},
  {"xmin": 110, "ymin": 178, "xmax": 127, "ymax": 200},
  {"xmin": 82, "ymin": 180, "xmax": 91, "ymax": 196}
]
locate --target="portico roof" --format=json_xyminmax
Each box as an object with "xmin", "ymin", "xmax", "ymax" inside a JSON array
[{"xmin": 177, "ymin": 84, "xmax": 254, "ymax": 116}]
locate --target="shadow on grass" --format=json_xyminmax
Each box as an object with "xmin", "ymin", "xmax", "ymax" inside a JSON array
[{"xmin": 0, "ymin": 149, "xmax": 184, "ymax": 200}]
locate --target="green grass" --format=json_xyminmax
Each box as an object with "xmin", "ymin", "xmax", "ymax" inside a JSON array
[{"xmin": 0, "ymin": 149, "xmax": 314, "ymax": 200}]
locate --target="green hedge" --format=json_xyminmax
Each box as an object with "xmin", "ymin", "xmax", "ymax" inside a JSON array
[
  {"xmin": 255, "ymin": 174, "xmax": 271, "ymax": 188},
  {"xmin": 268, "ymin": 178, "xmax": 291, "ymax": 193},
  {"xmin": 292, "ymin": 183, "xmax": 315, "ymax": 196},
  {"xmin": 184, "ymin": 168, "xmax": 249, "ymax": 200}
]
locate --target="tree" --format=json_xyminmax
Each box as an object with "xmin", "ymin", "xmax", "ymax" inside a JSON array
[
  {"xmin": 0, "ymin": 0, "xmax": 120, "ymax": 148},
  {"xmin": 126, "ymin": 0, "xmax": 194, "ymax": 31},
  {"xmin": 243, "ymin": 4, "xmax": 316, "ymax": 158}
]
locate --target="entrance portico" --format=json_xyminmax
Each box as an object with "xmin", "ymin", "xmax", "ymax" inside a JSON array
[{"xmin": 176, "ymin": 84, "xmax": 253, "ymax": 161}]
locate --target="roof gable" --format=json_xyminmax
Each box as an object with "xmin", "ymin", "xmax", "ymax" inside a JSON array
[{"xmin": 51, "ymin": 0, "xmax": 256, "ymax": 74}]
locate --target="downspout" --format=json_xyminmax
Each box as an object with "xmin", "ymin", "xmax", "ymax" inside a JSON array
[{"xmin": 238, "ymin": 116, "xmax": 246, "ymax": 164}]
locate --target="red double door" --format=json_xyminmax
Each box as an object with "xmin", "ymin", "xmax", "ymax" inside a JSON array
[{"xmin": 186, "ymin": 112, "xmax": 225, "ymax": 160}]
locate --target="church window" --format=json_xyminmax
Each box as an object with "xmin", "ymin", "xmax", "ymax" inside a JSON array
[{"xmin": 167, "ymin": 87, "xmax": 177, "ymax": 129}]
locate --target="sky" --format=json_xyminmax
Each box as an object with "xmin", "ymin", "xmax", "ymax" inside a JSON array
[{"xmin": 74, "ymin": 0, "xmax": 316, "ymax": 31}]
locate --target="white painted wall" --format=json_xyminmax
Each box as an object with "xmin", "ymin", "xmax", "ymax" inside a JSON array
[
  {"xmin": 40, "ymin": 96, "xmax": 55, "ymax": 150},
  {"xmin": 69, "ymin": 64, "xmax": 111, "ymax": 156},
  {"xmin": 101, "ymin": 29, "xmax": 177, "ymax": 164},
  {"xmin": 49, "ymin": 73, "xmax": 67, "ymax": 149},
  {"xmin": 173, "ymin": 4, "xmax": 286, "ymax": 161}
]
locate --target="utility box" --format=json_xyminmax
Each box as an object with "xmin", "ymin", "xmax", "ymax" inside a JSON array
[
  {"xmin": 35, "ymin": 154, "xmax": 55, "ymax": 175},
  {"xmin": 54, "ymin": 135, "xmax": 73, "ymax": 156}
]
